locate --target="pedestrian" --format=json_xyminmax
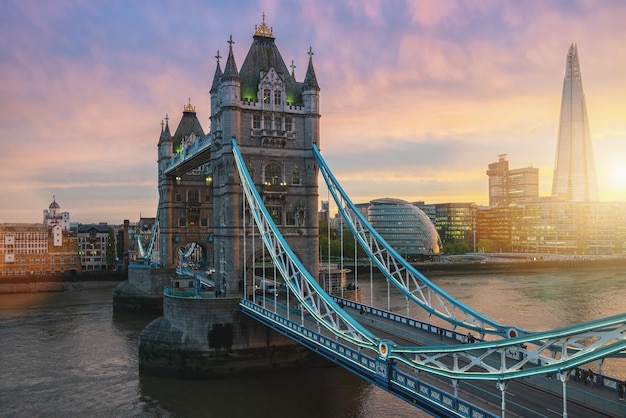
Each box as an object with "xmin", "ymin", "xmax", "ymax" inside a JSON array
[
  {"xmin": 618, "ymin": 380, "xmax": 625, "ymax": 401},
  {"xmin": 586, "ymin": 369, "xmax": 594, "ymax": 387},
  {"xmin": 438, "ymin": 328, "xmax": 444, "ymax": 341}
]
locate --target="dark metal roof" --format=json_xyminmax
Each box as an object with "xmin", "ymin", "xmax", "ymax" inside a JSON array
[
  {"xmin": 239, "ymin": 35, "xmax": 303, "ymax": 104},
  {"xmin": 172, "ymin": 107, "xmax": 205, "ymax": 146}
]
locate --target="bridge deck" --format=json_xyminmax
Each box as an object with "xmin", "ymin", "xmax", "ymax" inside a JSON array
[{"xmin": 251, "ymin": 293, "xmax": 625, "ymax": 418}]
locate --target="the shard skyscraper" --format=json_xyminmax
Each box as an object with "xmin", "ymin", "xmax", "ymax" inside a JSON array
[{"xmin": 551, "ymin": 44, "xmax": 599, "ymax": 201}]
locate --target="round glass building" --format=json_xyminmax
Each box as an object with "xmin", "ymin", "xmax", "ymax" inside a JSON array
[{"xmin": 367, "ymin": 198, "xmax": 442, "ymax": 262}]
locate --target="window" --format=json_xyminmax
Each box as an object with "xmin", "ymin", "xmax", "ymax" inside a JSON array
[
  {"xmin": 285, "ymin": 117, "xmax": 293, "ymax": 131},
  {"xmin": 264, "ymin": 116, "xmax": 272, "ymax": 130},
  {"xmin": 252, "ymin": 115, "xmax": 261, "ymax": 129},
  {"xmin": 274, "ymin": 90, "xmax": 281, "ymax": 105},
  {"xmin": 263, "ymin": 89, "xmax": 270, "ymax": 104},
  {"xmin": 275, "ymin": 116, "xmax": 282, "ymax": 131},
  {"xmin": 292, "ymin": 170, "xmax": 301, "ymax": 185},
  {"xmin": 265, "ymin": 162, "xmax": 282, "ymax": 185},
  {"xmin": 188, "ymin": 189, "xmax": 199, "ymax": 203},
  {"xmin": 286, "ymin": 211, "xmax": 296, "ymax": 226},
  {"xmin": 268, "ymin": 206, "xmax": 283, "ymax": 225}
]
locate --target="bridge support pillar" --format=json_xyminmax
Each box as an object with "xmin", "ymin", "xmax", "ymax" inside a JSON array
[
  {"xmin": 112, "ymin": 264, "xmax": 173, "ymax": 314},
  {"xmin": 138, "ymin": 296, "xmax": 321, "ymax": 378}
]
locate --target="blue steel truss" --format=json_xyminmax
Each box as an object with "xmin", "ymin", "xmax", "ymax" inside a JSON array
[
  {"xmin": 313, "ymin": 144, "xmax": 515, "ymax": 338},
  {"xmin": 232, "ymin": 137, "xmax": 626, "ymax": 383}
]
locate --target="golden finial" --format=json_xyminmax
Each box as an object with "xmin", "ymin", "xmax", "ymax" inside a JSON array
[
  {"xmin": 254, "ymin": 12, "xmax": 273, "ymax": 37},
  {"xmin": 183, "ymin": 97, "xmax": 196, "ymax": 113}
]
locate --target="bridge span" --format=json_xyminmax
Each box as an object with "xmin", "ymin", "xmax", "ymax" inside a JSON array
[
  {"xmin": 126, "ymin": 20, "xmax": 626, "ymax": 416},
  {"xmin": 134, "ymin": 138, "xmax": 626, "ymax": 417}
]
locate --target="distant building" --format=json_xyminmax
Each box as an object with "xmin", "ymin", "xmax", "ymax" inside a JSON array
[
  {"xmin": 0, "ymin": 199, "xmax": 79, "ymax": 277},
  {"xmin": 510, "ymin": 201, "xmax": 625, "ymax": 255},
  {"xmin": 43, "ymin": 196, "xmax": 70, "ymax": 231},
  {"xmin": 434, "ymin": 203, "xmax": 477, "ymax": 249},
  {"xmin": 486, "ymin": 154, "xmax": 538, "ymax": 206},
  {"xmin": 318, "ymin": 200, "xmax": 329, "ymax": 223},
  {"xmin": 77, "ymin": 223, "xmax": 115, "ymax": 271},
  {"xmin": 412, "ymin": 201, "xmax": 436, "ymax": 225},
  {"xmin": 475, "ymin": 206, "xmax": 512, "ymax": 253},
  {"xmin": 552, "ymin": 44, "xmax": 599, "ymax": 201},
  {"xmin": 367, "ymin": 198, "xmax": 442, "ymax": 261}
]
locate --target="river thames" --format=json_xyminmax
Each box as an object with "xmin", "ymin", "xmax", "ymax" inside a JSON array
[{"xmin": 1, "ymin": 267, "xmax": 625, "ymax": 417}]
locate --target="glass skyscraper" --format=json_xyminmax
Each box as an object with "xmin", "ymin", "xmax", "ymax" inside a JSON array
[
  {"xmin": 552, "ymin": 44, "xmax": 599, "ymax": 201},
  {"xmin": 367, "ymin": 198, "xmax": 442, "ymax": 261}
]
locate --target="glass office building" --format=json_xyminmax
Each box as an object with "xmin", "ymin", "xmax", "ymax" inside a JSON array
[{"xmin": 367, "ymin": 198, "xmax": 442, "ymax": 261}]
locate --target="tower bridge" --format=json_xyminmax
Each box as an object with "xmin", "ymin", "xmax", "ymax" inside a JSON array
[{"xmin": 115, "ymin": 17, "xmax": 626, "ymax": 417}]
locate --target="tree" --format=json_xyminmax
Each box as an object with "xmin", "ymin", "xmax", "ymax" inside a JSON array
[{"xmin": 106, "ymin": 227, "xmax": 117, "ymax": 270}]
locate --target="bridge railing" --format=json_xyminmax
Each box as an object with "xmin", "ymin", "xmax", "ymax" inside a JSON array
[{"xmin": 240, "ymin": 297, "xmax": 499, "ymax": 418}]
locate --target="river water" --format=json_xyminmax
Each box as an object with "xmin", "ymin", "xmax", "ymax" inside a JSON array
[{"xmin": 1, "ymin": 267, "xmax": 625, "ymax": 417}]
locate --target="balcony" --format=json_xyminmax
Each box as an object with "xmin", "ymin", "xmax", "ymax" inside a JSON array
[{"xmin": 262, "ymin": 182, "xmax": 287, "ymax": 199}]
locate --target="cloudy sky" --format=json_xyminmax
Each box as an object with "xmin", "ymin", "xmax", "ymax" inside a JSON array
[{"xmin": 1, "ymin": 0, "xmax": 625, "ymax": 224}]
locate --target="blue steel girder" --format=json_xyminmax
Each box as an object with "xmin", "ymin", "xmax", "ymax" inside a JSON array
[
  {"xmin": 313, "ymin": 144, "xmax": 516, "ymax": 337},
  {"xmin": 231, "ymin": 138, "xmax": 378, "ymax": 350},
  {"xmin": 163, "ymin": 134, "xmax": 212, "ymax": 177},
  {"xmin": 388, "ymin": 312, "xmax": 626, "ymax": 380},
  {"xmin": 137, "ymin": 208, "xmax": 160, "ymax": 264}
]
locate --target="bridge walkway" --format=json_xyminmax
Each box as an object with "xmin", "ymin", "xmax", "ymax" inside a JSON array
[{"xmin": 337, "ymin": 299, "xmax": 626, "ymax": 418}]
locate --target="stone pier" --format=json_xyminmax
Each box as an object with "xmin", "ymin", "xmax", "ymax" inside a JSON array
[
  {"xmin": 112, "ymin": 264, "xmax": 172, "ymax": 314},
  {"xmin": 138, "ymin": 295, "xmax": 315, "ymax": 378}
]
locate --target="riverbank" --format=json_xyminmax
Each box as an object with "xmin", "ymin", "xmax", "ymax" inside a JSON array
[
  {"xmin": 353, "ymin": 255, "xmax": 626, "ymax": 277},
  {"xmin": 0, "ymin": 270, "xmax": 126, "ymax": 294},
  {"xmin": 0, "ymin": 280, "xmax": 122, "ymax": 294}
]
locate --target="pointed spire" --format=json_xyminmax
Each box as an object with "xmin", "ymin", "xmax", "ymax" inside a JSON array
[
  {"xmin": 159, "ymin": 114, "xmax": 172, "ymax": 145},
  {"xmin": 290, "ymin": 59, "xmax": 296, "ymax": 78},
  {"xmin": 210, "ymin": 50, "xmax": 223, "ymax": 93},
  {"xmin": 222, "ymin": 35, "xmax": 240, "ymax": 81},
  {"xmin": 303, "ymin": 46, "xmax": 319, "ymax": 90}
]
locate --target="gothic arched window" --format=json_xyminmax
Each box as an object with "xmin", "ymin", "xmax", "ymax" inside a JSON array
[
  {"xmin": 263, "ymin": 89, "xmax": 271, "ymax": 104},
  {"xmin": 264, "ymin": 162, "xmax": 282, "ymax": 185},
  {"xmin": 274, "ymin": 90, "xmax": 281, "ymax": 106},
  {"xmin": 188, "ymin": 189, "xmax": 199, "ymax": 203}
]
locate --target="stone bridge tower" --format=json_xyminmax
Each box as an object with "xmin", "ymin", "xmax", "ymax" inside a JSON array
[
  {"xmin": 156, "ymin": 16, "xmax": 320, "ymax": 296},
  {"xmin": 210, "ymin": 16, "xmax": 320, "ymax": 296}
]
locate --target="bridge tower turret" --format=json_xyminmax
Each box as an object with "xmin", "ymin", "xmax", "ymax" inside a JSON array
[
  {"xmin": 218, "ymin": 36, "xmax": 242, "ymax": 143},
  {"xmin": 302, "ymin": 47, "xmax": 321, "ymax": 150},
  {"xmin": 208, "ymin": 16, "xmax": 320, "ymax": 297}
]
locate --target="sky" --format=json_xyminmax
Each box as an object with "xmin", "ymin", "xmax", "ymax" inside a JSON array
[{"xmin": 1, "ymin": 0, "xmax": 625, "ymax": 224}]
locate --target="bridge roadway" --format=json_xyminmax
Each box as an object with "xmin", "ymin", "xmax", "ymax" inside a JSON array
[{"xmin": 253, "ymin": 293, "xmax": 625, "ymax": 418}]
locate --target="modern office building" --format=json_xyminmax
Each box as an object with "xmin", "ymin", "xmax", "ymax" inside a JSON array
[
  {"xmin": 434, "ymin": 203, "xmax": 477, "ymax": 249},
  {"xmin": 510, "ymin": 201, "xmax": 624, "ymax": 255},
  {"xmin": 475, "ymin": 205, "xmax": 512, "ymax": 253},
  {"xmin": 486, "ymin": 154, "xmax": 538, "ymax": 206},
  {"xmin": 367, "ymin": 198, "xmax": 442, "ymax": 261},
  {"xmin": 552, "ymin": 44, "xmax": 599, "ymax": 202}
]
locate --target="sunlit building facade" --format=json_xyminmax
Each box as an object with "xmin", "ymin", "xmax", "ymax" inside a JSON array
[
  {"xmin": 434, "ymin": 203, "xmax": 476, "ymax": 249},
  {"xmin": 509, "ymin": 201, "xmax": 624, "ymax": 255},
  {"xmin": 475, "ymin": 206, "xmax": 512, "ymax": 253},
  {"xmin": 487, "ymin": 154, "xmax": 538, "ymax": 206},
  {"xmin": 0, "ymin": 199, "xmax": 80, "ymax": 277}
]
